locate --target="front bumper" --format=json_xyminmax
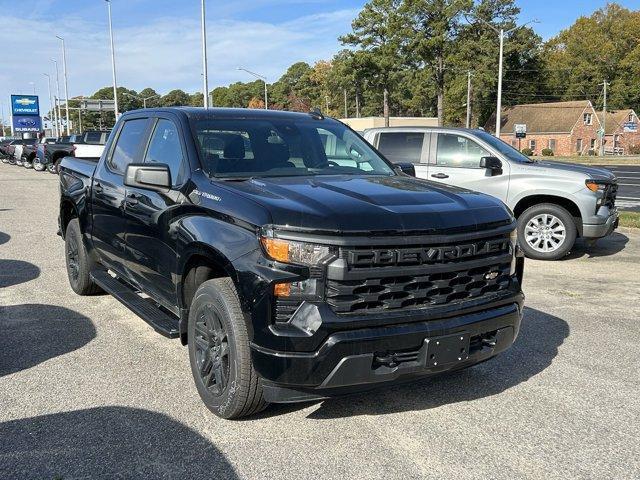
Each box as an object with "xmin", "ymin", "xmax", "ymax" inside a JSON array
[
  {"xmin": 583, "ymin": 208, "xmax": 619, "ymax": 238},
  {"xmin": 252, "ymin": 296, "xmax": 524, "ymax": 403}
]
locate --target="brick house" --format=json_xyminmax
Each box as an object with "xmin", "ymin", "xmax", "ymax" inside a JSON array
[
  {"xmin": 598, "ymin": 109, "xmax": 640, "ymax": 155},
  {"xmin": 488, "ymin": 100, "xmax": 603, "ymax": 156}
]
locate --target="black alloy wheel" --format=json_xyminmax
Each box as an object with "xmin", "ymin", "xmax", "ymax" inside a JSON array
[{"xmin": 194, "ymin": 304, "xmax": 230, "ymax": 396}]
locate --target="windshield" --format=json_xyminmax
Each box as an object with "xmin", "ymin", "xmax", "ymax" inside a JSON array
[
  {"xmin": 192, "ymin": 117, "xmax": 396, "ymax": 179},
  {"xmin": 474, "ymin": 130, "xmax": 534, "ymax": 163}
]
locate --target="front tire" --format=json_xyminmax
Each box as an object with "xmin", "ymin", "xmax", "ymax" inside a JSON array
[
  {"xmin": 34, "ymin": 162, "xmax": 45, "ymax": 171},
  {"xmin": 65, "ymin": 218, "xmax": 102, "ymax": 295},
  {"xmin": 188, "ymin": 278, "xmax": 267, "ymax": 419},
  {"xmin": 517, "ymin": 203, "xmax": 577, "ymax": 260}
]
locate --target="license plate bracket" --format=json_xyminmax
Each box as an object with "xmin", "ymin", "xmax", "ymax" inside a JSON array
[{"xmin": 425, "ymin": 333, "xmax": 470, "ymax": 367}]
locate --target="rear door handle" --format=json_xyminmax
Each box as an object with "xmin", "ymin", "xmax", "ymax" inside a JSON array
[
  {"xmin": 94, "ymin": 182, "xmax": 103, "ymax": 194},
  {"xmin": 431, "ymin": 173, "xmax": 449, "ymax": 179},
  {"xmin": 126, "ymin": 193, "xmax": 141, "ymax": 206}
]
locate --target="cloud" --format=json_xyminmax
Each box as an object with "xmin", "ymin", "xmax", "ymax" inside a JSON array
[{"xmin": 0, "ymin": 6, "xmax": 358, "ymax": 111}]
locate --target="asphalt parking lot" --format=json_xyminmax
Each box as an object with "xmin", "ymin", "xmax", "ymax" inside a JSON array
[
  {"xmin": 594, "ymin": 164, "xmax": 640, "ymax": 212},
  {"xmin": 1, "ymin": 166, "xmax": 639, "ymax": 480}
]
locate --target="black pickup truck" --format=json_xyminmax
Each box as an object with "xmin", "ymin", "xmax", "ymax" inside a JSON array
[{"xmin": 59, "ymin": 108, "xmax": 524, "ymax": 419}]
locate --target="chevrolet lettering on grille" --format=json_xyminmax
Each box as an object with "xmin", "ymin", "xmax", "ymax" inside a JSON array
[{"xmin": 348, "ymin": 238, "xmax": 510, "ymax": 267}]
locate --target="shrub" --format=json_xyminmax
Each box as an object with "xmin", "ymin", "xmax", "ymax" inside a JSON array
[
  {"xmin": 521, "ymin": 147, "xmax": 534, "ymax": 156},
  {"xmin": 629, "ymin": 144, "xmax": 640, "ymax": 155},
  {"xmin": 541, "ymin": 148, "xmax": 554, "ymax": 156}
]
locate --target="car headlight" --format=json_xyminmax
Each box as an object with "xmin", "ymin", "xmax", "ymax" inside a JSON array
[
  {"xmin": 585, "ymin": 180, "xmax": 608, "ymax": 193},
  {"xmin": 260, "ymin": 235, "xmax": 330, "ymax": 266}
]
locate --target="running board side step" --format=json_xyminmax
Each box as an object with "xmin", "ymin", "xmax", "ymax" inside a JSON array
[{"xmin": 90, "ymin": 270, "xmax": 180, "ymax": 339}]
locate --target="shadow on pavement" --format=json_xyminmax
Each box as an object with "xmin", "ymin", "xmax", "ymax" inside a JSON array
[
  {"xmin": 0, "ymin": 231, "xmax": 9, "ymax": 245},
  {"xmin": 0, "ymin": 304, "xmax": 96, "ymax": 377},
  {"xmin": 567, "ymin": 232, "xmax": 628, "ymax": 259},
  {"xmin": 0, "ymin": 406, "xmax": 239, "ymax": 479},
  {"xmin": 0, "ymin": 259, "xmax": 40, "ymax": 288},
  {"xmin": 298, "ymin": 307, "xmax": 568, "ymax": 419}
]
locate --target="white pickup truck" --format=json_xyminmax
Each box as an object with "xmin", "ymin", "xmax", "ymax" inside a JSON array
[{"xmin": 73, "ymin": 130, "xmax": 110, "ymax": 159}]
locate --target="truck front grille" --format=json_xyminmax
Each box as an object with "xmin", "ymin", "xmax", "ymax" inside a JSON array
[
  {"xmin": 604, "ymin": 183, "xmax": 618, "ymax": 209},
  {"xmin": 326, "ymin": 262, "xmax": 511, "ymax": 314}
]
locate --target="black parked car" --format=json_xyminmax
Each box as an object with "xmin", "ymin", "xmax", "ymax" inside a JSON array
[{"xmin": 59, "ymin": 108, "xmax": 524, "ymax": 419}]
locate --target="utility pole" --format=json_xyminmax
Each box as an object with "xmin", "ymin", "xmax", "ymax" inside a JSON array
[
  {"xmin": 56, "ymin": 36, "xmax": 71, "ymax": 135},
  {"xmin": 600, "ymin": 80, "xmax": 609, "ymax": 156},
  {"xmin": 344, "ymin": 89, "xmax": 348, "ymax": 118},
  {"xmin": 201, "ymin": 0, "xmax": 209, "ymax": 108},
  {"xmin": 355, "ymin": 90, "xmax": 360, "ymax": 118},
  {"xmin": 43, "ymin": 73, "xmax": 57, "ymax": 137},
  {"xmin": 383, "ymin": 88, "xmax": 389, "ymax": 127},
  {"xmin": 466, "ymin": 71, "xmax": 472, "ymax": 129},
  {"xmin": 106, "ymin": 0, "xmax": 119, "ymax": 118}
]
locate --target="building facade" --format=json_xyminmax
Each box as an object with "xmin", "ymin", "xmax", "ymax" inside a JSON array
[{"xmin": 488, "ymin": 100, "xmax": 640, "ymax": 156}]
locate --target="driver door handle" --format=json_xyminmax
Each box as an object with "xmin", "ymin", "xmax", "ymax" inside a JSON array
[
  {"xmin": 431, "ymin": 173, "xmax": 449, "ymax": 179},
  {"xmin": 126, "ymin": 193, "xmax": 141, "ymax": 206}
]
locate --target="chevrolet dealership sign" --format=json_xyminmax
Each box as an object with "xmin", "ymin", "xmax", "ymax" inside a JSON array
[{"xmin": 11, "ymin": 95, "xmax": 40, "ymax": 116}]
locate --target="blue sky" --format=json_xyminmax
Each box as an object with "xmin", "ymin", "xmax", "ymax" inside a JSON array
[{"xmin": 0, "ymin": 0, "xmax": 637, "ymax": 116}]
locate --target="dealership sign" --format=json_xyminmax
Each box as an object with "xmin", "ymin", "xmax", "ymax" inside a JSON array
[
  {"xmin": 11, "ymin": 95, "xmax": 40, "ymax": 116},
  {"xmin": 12, "ymin": 115, "xmax": 42, "ymax": 132}
]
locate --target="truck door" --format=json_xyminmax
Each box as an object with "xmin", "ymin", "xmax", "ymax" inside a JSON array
[
  {"xmin": 123, "ymin": 116, "xmax": 188, "ymax": 311},
  {"xmin": 427, "ymin": 132, "xmax": 510, "ymax": 203},
  {"xmin": 375, "ymin": 131, "xmax": 429, "ymax": 177},
  {"xmin": 91, "ymin": 117, "xmax": 151, "ymax": 276}
]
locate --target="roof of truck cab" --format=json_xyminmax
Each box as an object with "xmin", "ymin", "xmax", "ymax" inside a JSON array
[{"xmin": 122, "ymin": 107, "xmax": 331, "ymax": 122}]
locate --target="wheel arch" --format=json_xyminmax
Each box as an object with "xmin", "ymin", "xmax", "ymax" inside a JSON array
[
  {"xmin": 59, "ymin": 198, "xmax": 79, "ymax": 239},
  {"xmin": 513, "ymin": 194, "xmax": 583, "ymax": 236}
]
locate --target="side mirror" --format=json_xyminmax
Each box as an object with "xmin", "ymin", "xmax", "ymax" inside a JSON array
[
  {"xmin": 124, "ymin": 163, "xmax": 171, "ymax": 191},
  {"xmin": 394, "ymin": 162, "xmax": 416, "ymax": 177},
  {"xmin": 480, "ymin": 156, "xmax": 502, "ymax": 175}
]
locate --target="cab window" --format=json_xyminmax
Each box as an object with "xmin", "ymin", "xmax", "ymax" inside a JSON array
[
  {"xmin": 377, "ymin": 132, "xmax": 424, "ymax": 163},
  {"xmin": 144, "ymin": 119, "xmax": 186, "ymax": 186},
  {"xmin": 107, "ymin": 118, "xmax": 148, "ymax": 175},
  {"xmin": 436, "ymin": 133, "xmax": 490, "ymax": 168}
]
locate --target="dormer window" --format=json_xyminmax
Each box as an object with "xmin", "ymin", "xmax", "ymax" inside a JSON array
[
  {"xmin": 629, "ymin": 113, "xmax": 634, "ymax": 123},
  {"xmin": 583, "ymin": 113, "xmax": 592, "ymax": 125}
]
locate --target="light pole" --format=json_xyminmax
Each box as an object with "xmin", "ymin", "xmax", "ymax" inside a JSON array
[
  {"xmin": 43, "ymin": 73, "xmax": 58, "ymax": 137},
  {"xmin": 123, "ymin": 92, "xmax": 160, "ymax": 109},
  {"xmin": 237, "ymin": 67, "xmax": 268, "ymax": 109},
  {"xmin": 52, "ymin": 58, "xmax": 63, "ymax": 136},
  {"xmin": 466, "ymin": 15, "xmax": 538, "ymax": 137},
  {"xmin": 201, "ymin": 0, "xmax": 209, "ymax": 108},
  {"xmin": 106, "ymin": 0, "xmax": 119, "ymax": 118},
  {"xmin": 29, "ymin": 82, "xmax": 36, "ymax": 95},
  {"xmin": 56, "ymin": 36, "xmax": 71, "ymax": 135}
]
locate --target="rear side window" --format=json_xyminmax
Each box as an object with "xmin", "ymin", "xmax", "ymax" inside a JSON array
[
  {"xmin": 377, "ymin": 132, "xmax": 424, "ymax": 163},
  {"xmin": 85, "ymin": 132, "xmax": 102, "ymax": 144},
  {"xmin": 108, "ymin": 118, "xmax": 148, "ymax": 174},
  {"xmin": 144, "ymin": 119, "xmax": 186, "ymax": 186}
]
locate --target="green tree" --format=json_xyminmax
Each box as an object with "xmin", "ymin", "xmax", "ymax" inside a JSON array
[{"xmin": 160, "ymin": 89, "xmax": 191, "ymax": 107}]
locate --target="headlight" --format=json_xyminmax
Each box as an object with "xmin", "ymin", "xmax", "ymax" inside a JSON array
[
  {"xmin": 260, "ymin": 236, "xmax": 330, "ymax": 266},
  {"xmin": 585, "ymin": 180, "xmax": 608, "ymax": 192}
]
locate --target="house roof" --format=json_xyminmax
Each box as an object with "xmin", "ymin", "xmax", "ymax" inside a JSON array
[
  {"xmin": 596, "ymin": 109, "xmax": 635, "ymax": 135},
  {"xmin": 488, "ymin": 100, "xmax": 593, "ymax": 134}
]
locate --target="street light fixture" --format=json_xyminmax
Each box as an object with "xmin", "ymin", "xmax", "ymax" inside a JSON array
[
  {"xmin": 51, "ymin": 58, "xmax": 63, "ymax": 137},
  {"xmin": 105, "ymin": 0, "xmax": 119, "ymax": 118},
  {"xmin": 465, "ymin": 14, "xmax": 539, "ymax": 137},
  {"xmin": 43, "ymin": 73, "xmax": 58, "ymax": 137},
  {"xmin": 56, "ymin": 35, "xmax": 71, "ymax": 135},
  {"xmin": 123, "ymin": 92, "xmax": 160, "ymax": 109},
  {"xmin": 237, "ymin": 67, "xmax": 268, "ymax": 110}
]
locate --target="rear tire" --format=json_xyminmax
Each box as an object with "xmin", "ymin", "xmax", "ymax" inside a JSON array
[
  {"xmin": 188, "ymin": 277, "xmax": 267, "ymax": 419},
  {"xmin": 65, "ymin": 218, "xmax": 102, "ymax": 295},
  {"xmin": 517, "ymin": 203, "xmax": 577, "ymax": 260}
]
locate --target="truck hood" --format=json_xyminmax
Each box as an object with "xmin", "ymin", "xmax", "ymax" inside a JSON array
[
  {"xmin": 217, "ymin": 175, "xmax": 513, "ymax": 234},
  {"xmin": 528, "ymin": 160, "xmax": 616, "ymax": 181}
]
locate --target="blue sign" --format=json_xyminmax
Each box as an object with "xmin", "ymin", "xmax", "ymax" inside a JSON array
[
  {"xmin": 12, "ymin": 115, "xmax": 42, "ymax": 133},
  {"xmin": 11, "ymin": 95, "xmax": 40, "ymax": 116}
]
